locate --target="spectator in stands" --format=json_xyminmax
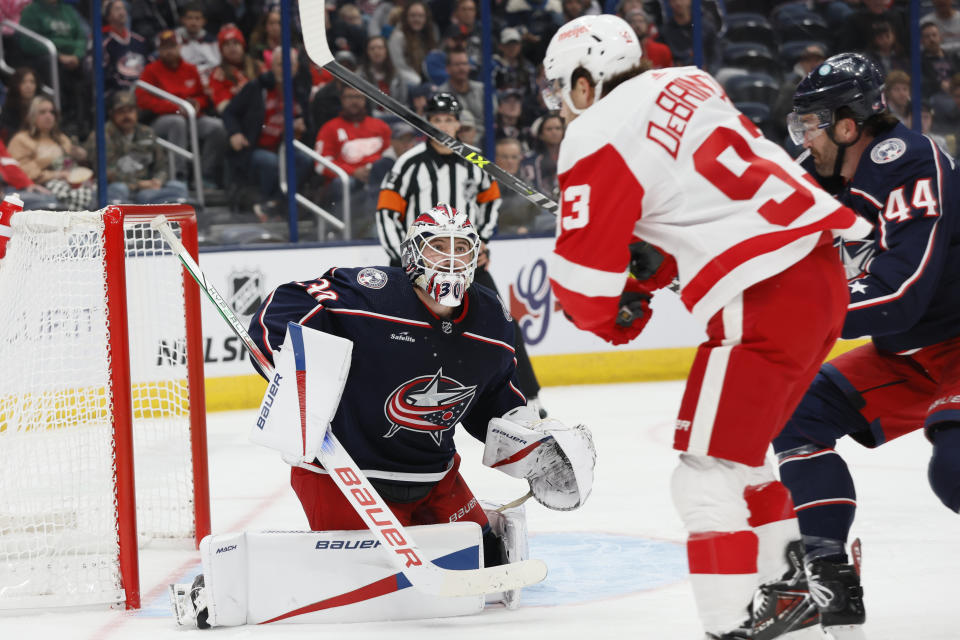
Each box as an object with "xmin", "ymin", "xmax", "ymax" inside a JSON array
[
  {"xmin": 129, "ymin": 0, "xmax": 180, "ymax": 52},
  {"xmin": 176, "ymin": 1, "xmax": 221, "ymax": 83},
  {"xmin": 773, "ymin": 43, "xmax": 828, "ymax": 143},
  {"xmin": 905, "ymin": 99, "xmax": 951, "ymax": 155},
  {"xmin": 136, "ymin": 30, "xmax": 227, "ymax": 189},
  {"xmin": 625, "ymin": 8, "xmax": 672, "ymax": 69},
  {"xmin": 520, "ymin": 112, "xmax": 563, "ymax": 199},
  {"xmin": 8, "ymin": 95, "xmax": 93, "ymax": 210},
  {"xmin": 884, "ymin": 69, "xmax": 913, "ymax": 122},
  {"xmin": 932, "ymin": 72, "xmax": 960, "ymax": 138},
  {"xmin": 838, "ymin": 0, "xmax": 907, "ymax": 54},
  {"xmin": 494, "ymin": 136, "xmax": 539, "ymax": 234},
  {"xmin": 438, "ymin": 48, "xmax": 489, "ymax": 140},
  {"xmin": 309, "ymin": 50, "xmax": 359, "ymax": 139},
  {"xmin": 409, "ymin": 82, "xmax": 432, "ymax": 117},
  {"xmin": 222, "ymin": 46, "xmax": 309, "ymax": 221},
  {"xmin": 102, "ymin": 0, "xmax": 149, "ymax": 94},
  {"xmin": 922, "ymin": 0, "xmax": 960, "ymax": 55},
  {"xmin": 560, "ymin": 0, "xmax": 588, "ymax": 24},
  {"xmin": 84, "ymin": 91, "xmax": 188, "ymax": 205},
  {"xmin": 442, "ymin": 0, "xmax": 481, "ymax": 65},
  {"xmin": 0, "ymin": 67, "xmax": 38, "ymax": 141},
  {"xmin": 329, "ymin": 2, "xmax": 367, "ymax": 58},
  {"xmin": 0, "ymin": 138, "xmax": 59, "ymax": 209},
  {"xmin": 388, "ymin": 1, "xmax": 438, "ymax": 86},
  {"xmin": 501, "ymin": 0, "xmax": 563, "ymax": 63},
  {"xmin": 0, "ymin": 0, "xmax": 33, "ymax": 36},
  {"xmin": 493, "ymin": 88, "xmax": 532, "ymax": 150},
  {"xmin": 368, "ymin": 120, "xmax": 418, "ymax": 201},
  {"xmin": 315, "ymin": 84, "xmax": 391, "ymax": 237},
  {"xmin": 359, "ymin": 35, "xmax": 409, "ymax": 118},
  {"xmin": 457, "ymin": 108, "xmax": 478, "ymax": 146},
  {"xmin": 200, "ymin": 0, "xmax": 246, "ymax": 36},
  {"xmin": 658, "ymin": 0, "xmax": 720, "ymax": 70},
  {"xmin": 493, "ymin": 27, "xmax": 538, "ymax": 107},
  {"xmin": 862, "ymin": 19, "xmax": 908, "ymax": 77},
  {"xmin": 249, "ymin": 9, "xmax": 284, "ymax": 64},
  {"xmin": 920, "ymin": 22, "xmax": 960, "ymax": 99},
  {"xmin": 18, "ymin": 0, "xmax": 89, "ymax": 137},
  {"xmin": 208, "ymin": 24, "xmax": 261, "ymax": 114}
]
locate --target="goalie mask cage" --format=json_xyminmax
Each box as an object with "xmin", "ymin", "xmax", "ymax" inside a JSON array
[{"xmin": 0, "ymin": 205, "xmax": 209, "ymax": 611}]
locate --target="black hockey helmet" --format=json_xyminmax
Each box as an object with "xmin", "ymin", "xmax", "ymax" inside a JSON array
[
  {"xmin": 425, "ymin": 92, "xmax": 462, "ymax": 119},
  {"xmin": 793, "ymin": 52, "xmax": 886, "ymax": 121},
  {"xmin": 787, "ymin": 52, "xmax": 886, "ymax": 147}
]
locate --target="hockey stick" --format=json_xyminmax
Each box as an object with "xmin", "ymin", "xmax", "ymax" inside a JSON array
[
  {"xmin": 151, "ymin": 215, "xmax": 548, "ymax": 598},
  {"xmin": 495, "ymin": 491, "xmax": 533, "ymax": 513},
  {"xmin": 298, "ymin": 0, "xmax": 557, "ymax": 215}
]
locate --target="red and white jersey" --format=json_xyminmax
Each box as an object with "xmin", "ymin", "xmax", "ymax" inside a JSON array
[{"xmin": 551, "ymin": 66, "xmax": 871, "ymax": 327}]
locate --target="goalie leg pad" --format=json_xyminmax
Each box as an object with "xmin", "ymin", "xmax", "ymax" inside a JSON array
[
  {"xmin": 481, "ymin": 500, "xmax": 530, "ymax": 610},
  {"xmin": 193, "ymin": 525, "xmax": 485, "ymax": 626}
]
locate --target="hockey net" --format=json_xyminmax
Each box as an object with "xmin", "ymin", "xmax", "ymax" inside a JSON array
[{"xmin": 0, "ymin": 205, "xmax": 209, "ymax": 610}]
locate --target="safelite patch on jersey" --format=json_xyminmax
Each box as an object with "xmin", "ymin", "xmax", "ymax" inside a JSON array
[
  {"xmin": 870, "ymin": 138, "xmax": 906, "ymax": 164},
  {"xmin": 357, "ymin": 268, "xmax": 388, "ymax": 289}
]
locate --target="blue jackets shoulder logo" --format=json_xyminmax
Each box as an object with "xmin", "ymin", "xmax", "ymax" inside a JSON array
[
  {"xmin": 383, "ymin": 368, "xmax": 476, "ymax": 445},
  {"xmin": 357, "ymin": 268, "xmax": 388, "ymax": 289},
  {"xmin": 870, "ymin": 138, "xmax": 906, "ymax": 164}
]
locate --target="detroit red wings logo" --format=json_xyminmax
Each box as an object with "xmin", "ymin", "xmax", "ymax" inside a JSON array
[{"xmin": 383, "ymin": 369, "xmax": 477, "ymax": 444}]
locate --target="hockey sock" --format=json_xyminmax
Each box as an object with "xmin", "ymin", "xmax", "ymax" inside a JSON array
[
  {"xmin": 928, "ymin": 422, "xmax": 960, "ymax": 513},
  {"xmin": 776, "ymin": 445, "xmax": 855, "ymax": 562},
  {"xmin": 687, "ymin": 530, "xmax": 759, "ymax": 632},
  {"xmin": 744, "ymin": 480, "xmax": 801, "ymax": 583}
]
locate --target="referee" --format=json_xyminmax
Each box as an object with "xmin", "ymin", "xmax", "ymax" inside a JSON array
[{"xmin": 375, "ymin": 93, "xmax": 546, "ymax": 415}]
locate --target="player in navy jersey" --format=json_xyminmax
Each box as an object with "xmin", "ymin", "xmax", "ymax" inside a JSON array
[
  {"xmin": 247, "ymin": 203, "xmax": 595, "ymax": 568},
  {"xmin": 756, "ymin": 53, "xmax": 960, "ymax": 637}
]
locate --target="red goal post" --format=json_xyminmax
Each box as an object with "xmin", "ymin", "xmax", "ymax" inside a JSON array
[{"xmin": 0, "ymin": 204, "xmax": 209, "ymax": 610}]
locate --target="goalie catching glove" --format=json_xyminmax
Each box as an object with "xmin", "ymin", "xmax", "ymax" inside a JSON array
[{"xmin": 482, "ymin": 405, "xmax": 596, "ymax": 510}]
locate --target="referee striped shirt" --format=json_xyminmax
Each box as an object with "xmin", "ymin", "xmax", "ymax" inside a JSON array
[{"xmin": 376, "ymin": 142, "xmax": 501, "ymax": 264}]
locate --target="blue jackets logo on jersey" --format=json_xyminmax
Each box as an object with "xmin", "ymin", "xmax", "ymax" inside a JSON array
[
  {"xmin": 383, "ymin": 369, "xmax": 477, "ymax": 444},
  {"xmin": 870, "ymin": 138, "xmax": 906, "ymax": 164},
  {"xmin": 357, "ymin": 268, "xmax": 388, "ymax": 289}
]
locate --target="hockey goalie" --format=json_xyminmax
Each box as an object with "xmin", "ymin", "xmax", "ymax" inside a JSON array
[{"xmin": 169, "ymin": 204, "xmax": 596, "ymax": 627}]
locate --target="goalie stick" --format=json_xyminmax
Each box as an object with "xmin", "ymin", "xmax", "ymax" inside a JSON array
[
  {"xmin": 297, "ymin": 0, "xmax": 557, "ymax": 215},
  {"xmin": 151, "ymin": 215, "xmax": 548, "ymax": 598}
]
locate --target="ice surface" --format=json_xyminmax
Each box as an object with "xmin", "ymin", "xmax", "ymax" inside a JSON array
[{"xmin": 1, "ymin": 381, "xmax": 954, "ymax": 639}]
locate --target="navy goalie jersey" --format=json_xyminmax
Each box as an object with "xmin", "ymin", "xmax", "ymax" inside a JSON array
[
  {"xmin": 813, "ymin": 122, "xmax": 960, "ymax": 352},
  {"xmin": 248, "ymin": 266, "xmax": 526, "ymax": 483}
]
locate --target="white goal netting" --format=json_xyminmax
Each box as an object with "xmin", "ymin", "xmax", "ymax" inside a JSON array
[{"xmin": 0, "ymin": 209, "xmax": 202, "ymax": 609}]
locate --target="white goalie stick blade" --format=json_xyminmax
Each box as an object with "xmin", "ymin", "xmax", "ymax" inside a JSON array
[
  {"xmin": 297, "ymin": 0, "xmax": 558, "ymax": 216},
  {"xmin": 151, "ymin": 215, "xmax": 549, "ymax": 598}
]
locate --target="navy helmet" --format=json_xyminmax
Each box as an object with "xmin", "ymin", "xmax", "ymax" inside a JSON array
[
  {"xmin": 788, "ymin": 52, "xmax": 886, "ymax": 145},
  {"xmin": 793, "ymin": 52, "xmax": 886, "ymax": 120}
]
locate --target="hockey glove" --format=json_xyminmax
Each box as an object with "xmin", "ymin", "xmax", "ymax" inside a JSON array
[
  {"xmin": 482, "ymin": 405, "xmax": 596, "ymax": 511},
  {"xmin": 628, "ymin": 239, "xmax": 678, "ymax": 292}
]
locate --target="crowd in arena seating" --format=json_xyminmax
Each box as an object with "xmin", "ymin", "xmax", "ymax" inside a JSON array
[{"xmin": 0, "ymin": 0, "xmax": 956, "ymax": 234}]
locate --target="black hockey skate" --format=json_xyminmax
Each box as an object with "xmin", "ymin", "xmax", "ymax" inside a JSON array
[
  {"xmin": 805, "ymin": 550, "xmax": 865, "ymax": 628},
  {"xmin": 748, "ymin": 540, "xmax": 820, "ymax": 639}
]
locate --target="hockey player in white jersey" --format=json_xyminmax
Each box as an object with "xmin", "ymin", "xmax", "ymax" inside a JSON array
[{"xmin": 543, "ymin": 15, "xmax": 873, "ymax": 640}]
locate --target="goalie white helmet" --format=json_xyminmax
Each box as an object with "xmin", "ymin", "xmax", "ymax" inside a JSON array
[
  {"xmin": 542, "ymin": 14, "xmax": 642, "ymax": 115},
  {"xmin": 400, "ymin": 203, "xmax": 479, "ymax": 307}
]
